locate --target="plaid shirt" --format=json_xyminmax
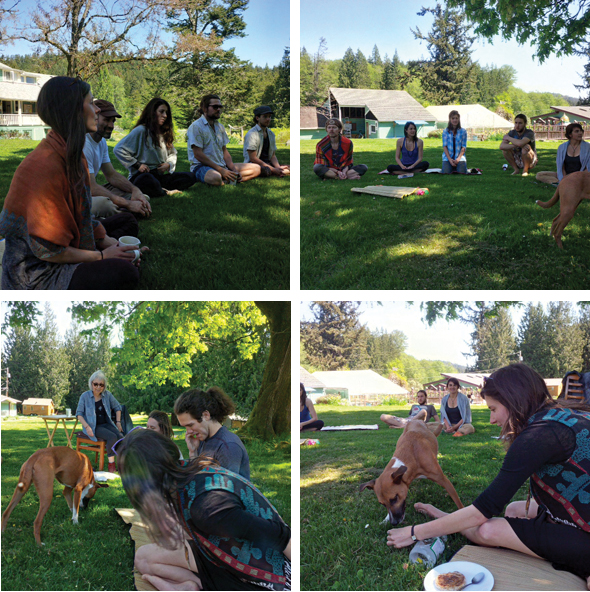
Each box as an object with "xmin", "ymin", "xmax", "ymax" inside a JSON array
[
  {"xmin": 314, "ymin": 135, "xmax": 354, "ymax": 170},
  {"xmin": 442, "ymin": 127, "xmax": 467, "ymax": 162}
]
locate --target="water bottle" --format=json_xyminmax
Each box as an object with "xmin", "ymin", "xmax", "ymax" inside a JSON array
[
  {"xmin": 409, "ymin": 536, "xmax": 446, "ymax": 568},
  {"xmin": 502, "ymin": 164, "xmax": 508, "ymax": 171}
]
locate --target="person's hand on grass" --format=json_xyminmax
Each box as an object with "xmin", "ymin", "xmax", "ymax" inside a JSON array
[{"xmin": 386, "ymin": 525, "xmax": 413, "ymax": 548}]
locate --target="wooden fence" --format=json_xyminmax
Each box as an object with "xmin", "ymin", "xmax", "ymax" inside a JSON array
[{"xmin": 532, "ymin": 123, "xmax": 590, "ymax": 141}]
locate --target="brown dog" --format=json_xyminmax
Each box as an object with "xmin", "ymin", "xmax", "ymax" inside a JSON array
[
  {"xmin": 359, "ymin": 421, "xmax": 463, "ymax": 525},
  {"xmin": 536, "ymin": 171, "xmax": 590, "ymax": 248},
  {"xmin": 1, "ymin": 446, "xmax": 108, "ymax": 545}
]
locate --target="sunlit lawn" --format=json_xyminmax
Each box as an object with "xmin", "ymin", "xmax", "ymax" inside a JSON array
[
  {"xmin": 300, "ymin": 405, "xmax": 523, "ymax": 591},
  {"xmin": 300, "ymin": 138, "xmax": 590, "ymax": 289},
  {"xmin": 0, "ymin": 139, "xmax": 290, "ymax": 290},
  {"xmin": 1, "ymin": 415, "xmax": 291, "ymax": 591}
]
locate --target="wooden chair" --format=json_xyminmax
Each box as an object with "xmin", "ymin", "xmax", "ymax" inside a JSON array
[
  {"xmin": 563, "ymin": 373, "xmax": 585, "ymax": 401},
  {"xmin": 76, "ymin": 432, "xmax": 106, "ymax": 471}
]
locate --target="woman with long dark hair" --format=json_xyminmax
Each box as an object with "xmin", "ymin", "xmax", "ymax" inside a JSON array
[
  {"xmin": 386, "ymin": 121, "xmax": 429, "ymax": 175},
  {"xmin": 0, "ymin": 76, "xmax": 144, "ymax": 290},
  {"xmin": 387, "ymin": 363, "xmax": 590, "ymax": 588},
  {"xmin": 440, "ymin": 377, "xmax": 475, "ymax": 436},
  {"xmin": 442, "ymin": 110, "xmax": 467, "ymax": 174},
  {"xmin": 300, "ymin": 383, "xmax": 324, "ymax": 432},
  {"xmin": 117, "ymin": 429, "xmax": 291, "ymax": 591},
  {"xmin": 114, "ymin": 98, "xmax": 196, "ymax": 197}
]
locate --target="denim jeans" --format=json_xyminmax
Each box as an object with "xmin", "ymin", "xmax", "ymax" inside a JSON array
[{"xmin": 442, "ymin": 160, "xmax": 467, "ymax": 174}]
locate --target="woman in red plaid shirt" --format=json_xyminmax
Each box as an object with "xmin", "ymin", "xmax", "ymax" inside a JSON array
[{"xmin": 313, "ymin": 119, "xmax": 368, "ymax": 180}]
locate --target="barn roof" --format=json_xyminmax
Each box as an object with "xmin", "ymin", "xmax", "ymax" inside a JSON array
[
  {"xmin": 329, "ymin": 87, "xmax": 435, "ymax": 123},
  {"xmin": 312, "ymin": 369, "xmax": 408, "ymax": 396},
  {"xmin": 426, "ymin": 104, "xmax": 513, "ymax": 128}
]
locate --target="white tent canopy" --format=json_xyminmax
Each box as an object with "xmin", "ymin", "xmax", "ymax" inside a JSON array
[
  {"xmin": 426, "ymin": 104, "xmax": 513, "ymax": 129},
  {"xmin": 312, "ymin": 369, "xmax": 408, "ymax": 396}
]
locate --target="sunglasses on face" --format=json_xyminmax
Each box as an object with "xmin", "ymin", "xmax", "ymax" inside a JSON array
[
  {"xmin": 112, "ymin": 426, "xmax": 145, "ymax": 456},
  {"xmin": 93, "ymin": 382, "xmax": 105, "ymax": 387}
]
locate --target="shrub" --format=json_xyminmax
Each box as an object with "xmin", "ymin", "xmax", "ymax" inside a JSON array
[
  {"xmin": 315, "ymin": 394, "xmax": 343, "ymax": 405},
  {"xmin": 272, "ymin": 128, "xmax": 290, "ymax": 145},
  {"xmin": 0, "ymin": 129, "xmax": 31, "ymax": 140},
  {"xmin": 427, "ymin": 129, "xmax": 443, "ymax": 139},
  {"xmin": 381, "ymin": 395, "xmax": 410, "ymax": 406}
]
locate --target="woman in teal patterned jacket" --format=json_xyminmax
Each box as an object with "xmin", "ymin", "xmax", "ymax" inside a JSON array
[{"xmin": 117, "ymin": 429, "xmax": 291, "ymax": 591}]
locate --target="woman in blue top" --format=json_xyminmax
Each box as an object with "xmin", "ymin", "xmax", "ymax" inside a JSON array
[
  {"xmin": 75, "ymin": 370, "xmax": 123, "ymax": 473},
  {"xmin": 386, "ymin": 122, "xmax": 429, "ymax": 175},
  {"xmin": 442, "ymin": 110, "xmax": 467, "ymax": 174},
  {"xmin": 300, "ymin": 383, "xmax": 324, "ymax": 432}
]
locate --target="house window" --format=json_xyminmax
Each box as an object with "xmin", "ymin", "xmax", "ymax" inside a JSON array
[
  {"xmin": 3, "ymin": 70, "xmax": 14, "ymax": 81},
  {"xmin": 1, "ymin": 100, "xmax": 13, "ymax": 114},
  {"xmin": 26, "ymin": 76, "xmax": 36, "ymax": 84},
  {"xmin": 23, "ymin": 102, "xmax": 36, "ymax": 114},
  {"xmin": 341, "ymin": 107, "xmax": 365, "ymax": 119}
]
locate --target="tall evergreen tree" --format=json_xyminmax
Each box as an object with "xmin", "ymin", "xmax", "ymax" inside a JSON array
[
  {"xmin": 472, "ymin": 308, "xmax": 517, "ymax": 371},
  {"xmin": 543, "ymin": 302, "xmax": 584, "ymax": 377},
  {"xmin": 367, "ymin": 328, "xmax": 407, "ymax": 375},
  {"xmin": 300, "ymin": 46, "xmax": 314, "ymax": 105},
  {"xmin": 575, "ymin": 41, "xmax": 590, "ymax": 105},
  {"xmin": 381, "ymin": 51, "xmax": 402, "ymax": 90},
  {"xmin": 338, "ymin": 47, "xmax": 357, "ymax": 88},
  {"xmin": 1, "ymin": 325, "xmax": 39, "ymax": 402},
  {"xmin": 412, "ymin": 3, "xmax": 477, "ymax": 104},
  {"xmin": 355, "ymin": 49, "xmax": 371, "ymax": 88},
  {"xmin": 300, "ymin": 302, "xmax": 366, "ymax": 370},
  {"xmin": 369, "ymin": 44, "xmax": 382, "ymax": 66},
  {"xmin": 517, "ymin": 302, "xmax": 551, "ymax": 374}
]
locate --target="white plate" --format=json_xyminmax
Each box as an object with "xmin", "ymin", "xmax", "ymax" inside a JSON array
[{"xmin": 424, "ymin": 561, "xmax": 494, "ymax": 591}]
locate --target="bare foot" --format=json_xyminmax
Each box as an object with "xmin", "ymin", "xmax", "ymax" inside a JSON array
[
  {"xmin": 165, "ymin": 189, "xmax": 182, "ymax": 195},
  {"xmin": 414, "ymin": 503, "xmax": 448, "ymax": 519},
  {"xmin": 142, "ymin": 574, "xmax": 201, "ymax": 591}
]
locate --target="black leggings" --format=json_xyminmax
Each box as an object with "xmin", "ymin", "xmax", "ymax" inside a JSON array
[
  {"xmin": 94, "ymin": 423, "xmax": 123, "ymax": 456},
  {"xmin": 301, "ymin": 420, "xmax": 324, "ymax": 432},
  {"xmin": 130, "ymin": 170, "xmax": 196, "ymax": 197},
  {"xmin": 313, "ymin": 164, "xmax": 368, "ymax": 178},
  {"xmin": 387, "ymin": 161, "xmax": 429, "ymax": 173}
]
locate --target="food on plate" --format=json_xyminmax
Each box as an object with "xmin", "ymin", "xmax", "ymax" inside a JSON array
[{"xmin": 434, "ymin": 571, "xmax": 467, "ymax": 591}]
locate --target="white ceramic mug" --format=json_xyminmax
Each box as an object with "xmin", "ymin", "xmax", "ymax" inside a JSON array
[{"xmin": 119, "ymin": 236, "xmax": 141, "ymax": 262}]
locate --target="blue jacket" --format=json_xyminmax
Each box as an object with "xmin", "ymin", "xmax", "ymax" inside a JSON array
[{"xmin": 75, "ymin": 390, "xmax": 121, "ymax": 441}]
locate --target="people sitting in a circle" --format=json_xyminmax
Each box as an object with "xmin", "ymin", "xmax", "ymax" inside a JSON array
[
  {"xmin": 440, "ymin": 377, "xmax": 475, "ymax": 436},
  {"xmin": 442, "ymin": 110, "xmax": 467, "ymax": 174},
  {"xmin": 380, "ymin": 389, "xmax": 440, "ymax": 432},
  {"xmin": 173, "ymin": 386, "xmax": 250, "ymax": 479},
  {"xmin": 313, "ymin": 118, "xmax": 368, "ymax": 180},
  {"xmin": 300, "ymin": 383, "xmax": 324, "ymax": 432},
  {"xmin": 386, "ymin": 122, "xmax": 429, "ymax": 175},
  {"xmin": 536, "ymin": 122, "xmax": 590, "ymax": 185}
]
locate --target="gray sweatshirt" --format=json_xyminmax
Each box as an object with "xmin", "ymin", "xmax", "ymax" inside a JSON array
[{"xmin": 114, "ymin": 125, "xmax": 177, "ymax": 179}]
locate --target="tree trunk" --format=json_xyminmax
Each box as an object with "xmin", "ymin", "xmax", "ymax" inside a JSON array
[{"xmin": 239, "ymin": 301, "xmax": 291, "ymax": 440}]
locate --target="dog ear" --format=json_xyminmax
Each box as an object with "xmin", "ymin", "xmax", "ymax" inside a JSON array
[
  {"xmin": 359, "ymin": 479, "xmax": 376, "ymax": 492},
  {"xmin": 391, "ymin": 465, "xmax": 408, "ymax": 484}
]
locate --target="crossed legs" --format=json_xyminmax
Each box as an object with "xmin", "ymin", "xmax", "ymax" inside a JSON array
[
  {"xmin": 135, "ymin": 542, "xmax": 202, "ymax": 591},
  {"xmin": 204, "ymin": 163, "xmax": 262, "ymax": 186}
]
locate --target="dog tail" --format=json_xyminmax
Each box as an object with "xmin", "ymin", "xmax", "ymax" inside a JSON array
[{"xmin": 536, "ymin": 186, "xmax": 560, "ymax": 209}]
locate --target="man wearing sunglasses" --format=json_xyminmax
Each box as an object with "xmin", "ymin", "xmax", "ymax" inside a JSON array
[{"xmin": 187, "ymin": 94, "xmax": 262, "ymax": 186}]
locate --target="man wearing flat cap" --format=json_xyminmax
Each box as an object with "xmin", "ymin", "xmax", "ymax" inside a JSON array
[
  {"xmin": 83, "ymin": 99, "xmax": 151, "ymax": 218},
  {"xmin": 243, "ymin": 106, "xmax": 290, "ymax": 177}
]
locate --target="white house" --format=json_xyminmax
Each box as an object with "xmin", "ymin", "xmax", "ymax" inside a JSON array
[
  {"xmin": 0, "ymin": 395, "xmax": 20, "ymax": 417},
  {"xmin": 300, "ymin": 366, "xmax": 327, "ymax": 399},
  {"xmin": 426, "ymin": 104, "xmax": 512, "ymax": 132},
  {"xmin": 0, "ymin": 62, "xmax": 53, "ymax": 140},
  {"xmin": 312, "ymin": 369, "xmax": 408, "ymax": 405}
]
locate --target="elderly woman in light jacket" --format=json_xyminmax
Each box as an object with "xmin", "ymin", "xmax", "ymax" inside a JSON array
[
  {"xmin": 76, "ymin": 370, "xmax": 123, "ymax": 472},
  {"xmin": 439, "ymin": 377, "xmax": 475, "ymax": 436},
  {"xmin": 536, "ymin": 122, "xmax": 590, "ymax": 185}
]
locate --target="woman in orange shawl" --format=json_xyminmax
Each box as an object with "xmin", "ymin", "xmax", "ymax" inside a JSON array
[{"xmin": 0, "ymin": 76, "xmax": 147, "ymax": 290}]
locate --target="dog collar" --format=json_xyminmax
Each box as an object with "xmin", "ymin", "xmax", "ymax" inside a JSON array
[{"xmin": 411, "ymin": 525, "xmax": 418, "ymax": 542}]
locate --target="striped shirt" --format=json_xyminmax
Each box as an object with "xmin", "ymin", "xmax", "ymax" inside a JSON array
[{"xmin": 314, "ymin": 135, "xmax": 354, "ymax": 170}]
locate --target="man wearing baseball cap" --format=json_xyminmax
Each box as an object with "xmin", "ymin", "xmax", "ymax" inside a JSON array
[
  {"xmin": 243, "ymin": 106, "xmax": 290, "ymax": 177},
  {"xmin": 83, "ymin": 99, "xmax": 152, "ymax": 218}
]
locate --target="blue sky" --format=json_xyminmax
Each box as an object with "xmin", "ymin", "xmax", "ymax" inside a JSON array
[
  {"xmin": 4, "ymin": 0, "xmax": 290, "ymax": 68},
  {"xmin": 300, "ymin": 0, "xmax": 586, "ymax": 98},
  {"xmin": 300, "ymin": 301, "xmax": 529, "ymax": 367}
]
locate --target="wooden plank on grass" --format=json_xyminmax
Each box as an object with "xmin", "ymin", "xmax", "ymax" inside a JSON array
[
  {"xmin": 351, "ymin": 186, "xmax": 420, "ymax": 199},
  {"xmin": 452, "ymin": 545, "xmax": 587, "ymax": 590}
]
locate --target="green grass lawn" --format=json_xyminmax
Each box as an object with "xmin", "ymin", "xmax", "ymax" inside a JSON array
[
  {"xmin": 0, "ymin": 139, "xmax": 290, "ymax": 290},
  {"xmin": 1, "ymin": 415, "xmax": 291, "ymax": 591},
  {"xmin": 300, "ymin": 405, "xmax": 524, "ymax": 591},
  {"xmin": 300, "ymin": 138, "xmax": 590, "ymax": 289}
]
